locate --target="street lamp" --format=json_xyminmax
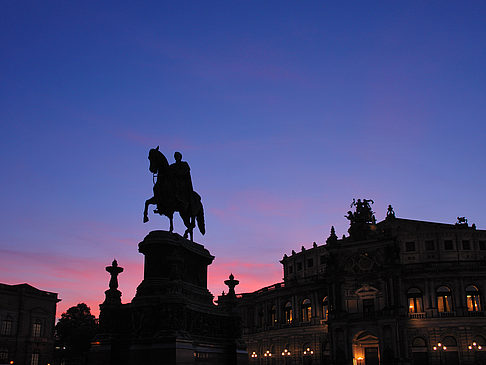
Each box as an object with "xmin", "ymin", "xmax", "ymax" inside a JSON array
[
  {"xmin": 433, "ymin": 343, "xmax": 447, "ymax": 365},
  {"xmin": 303, "ymin": 347, "xmax": 314, "ymax": 355},
  {"xmin": 468, "ymin": 342, "xmax": 483, "ymax": 351}
]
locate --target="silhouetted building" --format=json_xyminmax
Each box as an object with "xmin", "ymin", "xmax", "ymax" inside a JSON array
[
  {"xmin": 0, "ymin": 283, "xmax": 59, "ymax": 365},
  {"xmin": 237, "ymin": 205, "xmax": 486, "ymax": 365}
]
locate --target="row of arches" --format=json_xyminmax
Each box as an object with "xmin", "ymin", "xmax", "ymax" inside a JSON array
[
  {"xmin": 252, "ymin": 284, "xmax": 483, "ymax": 329},
  {"xmin": 408, "ymin": 285, "xmax": 482, "ymax": 313},
  {"xmin": 261, "ymin": 297, "xmax": 329, "ymax": 326}
]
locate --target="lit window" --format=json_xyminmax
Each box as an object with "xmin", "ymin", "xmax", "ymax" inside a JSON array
[
  {"xmin": 466, "ymin": 285, "xmax": 482, "ymax": 312},
  {"xmin": 407, "ymin": 288, "xmax": 423, "ymax": 313},
  {"xmin": 284, "ymin": 302, "xmax": 293, "ymax": 324},
  {"xmin": 1, "ymin": 319, "xmax": 12, "ymax": 336},
  {"xmin": 269, "ymin": 305, "xmax": 276, "ymax": 325},
  {"xmin": 437, "ymin": 286, "xmax": 453, "ymax": 312},
  {"xmin": 322, "ymin": 296, "xmax": 329, "ymax": 321},
  {"xmin": 32, "ymin": 321, "xmax": 42, "ymax": 337},
  {"xmin": 31, "ymin": 352, "xmax": 39, "ymax": 365},
  {"xmin": 0, "ymin": 349, "xmax": 8, "ymax": 362},
  {"xmin": 302, "ymin": 299, "xmax": 312, "ymax": 322}
]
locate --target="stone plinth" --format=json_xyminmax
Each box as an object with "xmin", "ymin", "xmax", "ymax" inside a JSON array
[
  {"xmin": 90, "ymin": 231, "xmax": 247, "ymax": 365},
  {"xmin": 133, "ymin": 230, "xmax": 214, "ymax": 305}
]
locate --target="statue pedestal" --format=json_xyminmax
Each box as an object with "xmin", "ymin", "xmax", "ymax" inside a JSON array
[
  {"xmin": 91, "ymin": 231, "xmax": 247, "ymax": 365},
  {"xmin": 133, "ymin": 230, "xmax": 214, "ymax": 305}
]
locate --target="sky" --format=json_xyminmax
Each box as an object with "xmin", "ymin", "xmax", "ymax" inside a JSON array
[{"xmin": 1, "ymin": 1, "xmax": 486, "ymax": 318}]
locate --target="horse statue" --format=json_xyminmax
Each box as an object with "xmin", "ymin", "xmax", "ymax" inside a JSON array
[{"xmin": 143, "ymin": 146, "xmax": 205, "ymax": 241}]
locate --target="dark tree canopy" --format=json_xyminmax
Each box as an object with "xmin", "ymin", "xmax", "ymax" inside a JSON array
[{"xmin": 56, "ymin": 303, "xmax": 97, "ymax": 354}]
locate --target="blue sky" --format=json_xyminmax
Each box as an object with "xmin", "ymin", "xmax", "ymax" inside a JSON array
[{"xmin": 1, "ymin": 1, "xmax": 485, "ymax": 316}]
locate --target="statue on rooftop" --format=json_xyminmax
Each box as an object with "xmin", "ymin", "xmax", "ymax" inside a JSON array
[
  {"xmin": 346, "ymin": 198, "xmax": 377, "ymax": 240},
  {"xmin": 386, "ymin": 204, "xmax": 396, "ymax": 219},
  {"xmin": 143, "ymin": 146, "xmax": 205, "ymax": 241}
]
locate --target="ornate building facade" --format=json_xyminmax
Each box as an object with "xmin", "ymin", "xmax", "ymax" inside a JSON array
[
  {"xmin": 237, "ymin": 203, "xmax": 486, "ymax": 365},
  {"xmin": 0, "ymin": 283, "xmax": 59, "ymax": 365}
]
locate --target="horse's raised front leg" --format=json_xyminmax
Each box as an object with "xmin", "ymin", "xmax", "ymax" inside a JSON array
[{"xmin": 144, "ymin": 197, "xmax": 156, "ymax": 223}]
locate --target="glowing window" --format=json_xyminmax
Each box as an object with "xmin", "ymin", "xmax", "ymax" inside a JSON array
[
  {"xmin": 322, "ymin": 296, "xmax": 329, "ymax": 321},
  {"xmin": 466, "ymin": 285, "xmax": 481, "ymax": 312},
  {"xmin": 1, "ymin": 319, "xmax": 12, "ymax": 336},
  {"xmin": 302, "ymin": 299, "xmax": 312, "ymax": 322},
  {"xmin": 269, "ymin": 305, "xmax": 276, "ymax": 325},
  {"xmin": 437, "ymin": 286, "xmax": 453, "ymax": 312},
  {"xmin": 284, "ymin": 302, "xmax": 293, "ymax": 324},
  {"xmin": 32, "ymin": 321, "xmax": 42, "ymax": 337},
  {"xmin": 407, "ymin": 288, "xmax": 423, "ymax": 313},
  {"xmin": 31, "ymin": 352, "xmax": 39, "ymax": 365},
  {"xmin": 0, "ymin": 349, "xmax": 8, "ymax": 362}
]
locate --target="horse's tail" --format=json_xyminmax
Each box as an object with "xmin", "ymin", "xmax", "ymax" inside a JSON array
[
  {"xmin": 193, "ymin": 192, "xmax": 205, "ymax": 235},
  {"xmin": 197, "ymin": 207, "xmax": 205, "ymax": 235}
]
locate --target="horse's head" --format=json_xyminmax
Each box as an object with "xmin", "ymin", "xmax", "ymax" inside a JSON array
[{"xmin": 148, "ymin": 146, "xmax": 169, "ymax": 174}]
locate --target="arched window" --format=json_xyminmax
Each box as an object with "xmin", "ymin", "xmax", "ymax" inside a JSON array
[
  {"xmin": 437, "ymin": 286, "xmax": 453, "ymax": 312},
  {"xmin": 442, "ymin": 336, "xmax": 457, "ymax": 347},
  {"xmin": 466, "ymin": 285, "xmax": 482, "ymax": 312},
  {"xmin": 32, "ymin": 320, "xmax": 42, "ymax": 337},
  {"xmin": 302, "ymin": 299, "xmax": 312, "ymax": 322},
  {"xmin": 284, "ymin": 302, "xmax": 293, "ymax": 324},
  {"xmin": 31, "ymin": 351, "xmax": 40, "ymax": 365},
  {"xmin": 407, "ymin": 288, "xmax": 423, "ymax": 313},
  {"xmin": 269, "ymin": 305, "xmax": 277, "ymax": 326},
  {"xmin": 1, "ymin": 317, "xmax": 13, "ymax": 336},
  {"xmin": 0, "ymin": 348, "xmax": 8, "ymax": 363},
  {"xmin": 322, "ymin": 296, "xmax": 329, "ymax": 321},
  {"xmin": 412, "ymin": 337, "xmax": 427, "ymax": 347}
]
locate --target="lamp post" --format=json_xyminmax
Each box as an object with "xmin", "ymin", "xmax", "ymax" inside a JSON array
[
  {"xmin": 468, "ymin": 342, "xmax": 483, "ymax": 363},
  {"xmin": 433, "ymin": 343, "xmax": 447, "ymax": 365}
]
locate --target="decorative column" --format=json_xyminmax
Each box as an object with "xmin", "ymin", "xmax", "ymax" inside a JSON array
[{"xmin": 103, "ymin": 259, "xmax": 124, "ymax": 305}]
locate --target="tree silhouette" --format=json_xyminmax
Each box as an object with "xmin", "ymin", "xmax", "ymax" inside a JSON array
[{"xmin": 56, "ymin": 303, "xmax": 97, "ymax": 362}]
